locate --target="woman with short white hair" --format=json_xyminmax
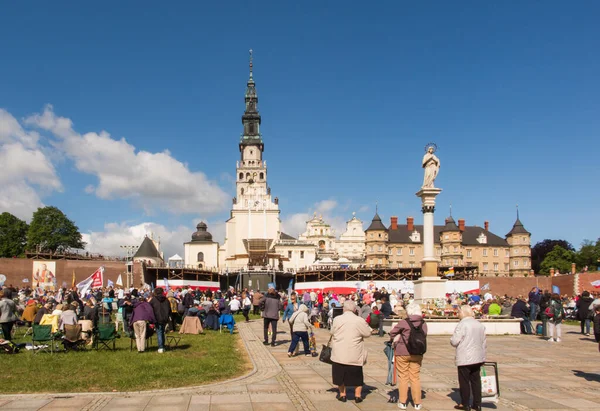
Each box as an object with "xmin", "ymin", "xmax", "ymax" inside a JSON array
[
  {"xmin": 330, "ymin": 300, "xmax": 372, "ymax": 403},
  {"xmin": 451, "ymin": 305, "xmax": 486, "ymax": 411},
  {"xmin": 389, "ymin": 303, "xmax": 428, "ymax": 410}
]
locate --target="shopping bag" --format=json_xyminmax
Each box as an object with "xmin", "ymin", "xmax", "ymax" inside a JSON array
[
  {"xmin": 309, "ymin": 332, "xmax": 317, "ymax": 356},
  {"xmin": 319, "ymin": 335, "xmax": 333, "ymax": 364},
  {"xmin": 481, "ymin": 367, "xmax": 497, "ymax": 397}
]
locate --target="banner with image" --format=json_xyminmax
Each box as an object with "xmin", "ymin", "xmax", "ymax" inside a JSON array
[{"xmin": 32, "ymin": 261, "xmax": 57, "ymax": 291}]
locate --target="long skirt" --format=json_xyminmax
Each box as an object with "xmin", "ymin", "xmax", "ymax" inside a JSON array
[{"xmin": 332, "ymin": 362, "xmax": 364, "ymax": 387}]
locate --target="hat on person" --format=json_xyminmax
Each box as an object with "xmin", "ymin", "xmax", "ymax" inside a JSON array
[{"xmin": 268, "ymin": 283, "xmax": 276, "ymax": 290}]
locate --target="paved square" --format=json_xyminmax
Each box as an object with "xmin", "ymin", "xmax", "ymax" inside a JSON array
[{"xmin": 1, "ymin": 321, "xmax": 598, "ymax": 410}]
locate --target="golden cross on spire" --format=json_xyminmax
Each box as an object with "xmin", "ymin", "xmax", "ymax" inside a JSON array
[{"xmin": 249, "ymin": 49, "xmax": 253, "ymax": 78}]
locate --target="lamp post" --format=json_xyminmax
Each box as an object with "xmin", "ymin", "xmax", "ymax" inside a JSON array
[{"xmin": 120, "ymin": 245, "xmax": 137, "ymax": 289}]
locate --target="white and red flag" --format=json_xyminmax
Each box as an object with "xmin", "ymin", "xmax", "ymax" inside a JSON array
[{"xmin": 76, "ymin": 266, "xmax": 104, "ymax": 296}]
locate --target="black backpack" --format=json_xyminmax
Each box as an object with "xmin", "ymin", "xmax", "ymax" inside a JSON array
[{"xmin": 401, "ymin": 319, "xmax": 427, "ymax": 355}]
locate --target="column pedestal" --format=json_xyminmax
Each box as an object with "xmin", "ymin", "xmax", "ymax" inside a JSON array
[{"xmin": 415, "ymin": 186, "xmax": 445, "ymax": 304}]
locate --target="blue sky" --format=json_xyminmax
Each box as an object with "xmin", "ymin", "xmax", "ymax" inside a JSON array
[{"xmin": 0, "ymin": 1, "xmax": 598, "ymax": 257}]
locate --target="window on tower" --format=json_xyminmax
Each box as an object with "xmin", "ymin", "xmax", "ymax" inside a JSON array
[
  {"xmin": 260, "ymin": 172, "xmax": 264, "ymax": 180},
  {"xmin": 239, "ymin": 172, "xmax": 243, "ymax": 180},
  {"xmin": 249, "ymin": 123, "xmax": 255, "ymax": 134}
]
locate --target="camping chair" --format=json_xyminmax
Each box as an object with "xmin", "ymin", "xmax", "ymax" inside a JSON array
[
  {"xmin": 32, "ymin": 324, "xmax": 57, "ymax": 354},
  {"xmin": 94, "ymin": 323, "xmax": 119, "ymax": 351},
  {"xmin": 219, "ymin": 314, "xmax": 235, "ymax": 334},
  {"xmin": 62, "ymin": 324, "xmax": 88, "ymax": 351},
  {"xmin": 39, "ymin": 314, "xmax": 60, "ymax": 333}
]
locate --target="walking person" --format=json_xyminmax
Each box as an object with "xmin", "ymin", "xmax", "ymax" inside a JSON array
[
  {"xmin": 252, "ymin": 290, "xmax": 263, "ymax": 315},
  {"xmin": 451, "ymin": 305, "xmax": 486, "ymax": 411},
  {"xmin": 0, "ymin": 290, "xmax": 18, "ymax": 341},
  {"xmin": 260, "ymin": 284, "xmax": 283, "ymax": 346},
  {"xmin": 547, "ymin": 293, "xmax": 565, "ymax": 343},
  {"xmin": 388, "ymin": 303, "xmax": 427, "ymax": 410},
  {"xmin": 330, "ymin": 300, "xmax": 372, "ymax": 404},
  {"xmin": 149, "ymin": 287, "xmax": 171, "ymax": 353},
  {"xmin": 241, "ymin": 291, "xmax": 252, "ymax": 322},
  {"xmin": 576, "ymin": 291, "xmax": 594, "ymax": 336},
  {"xmin": 283, "ymin": 292, "xmax": 299, "ymax": 334},
  {"xmin": 287, "ymin": 304, "xmax": 313, "ymax": 357}
]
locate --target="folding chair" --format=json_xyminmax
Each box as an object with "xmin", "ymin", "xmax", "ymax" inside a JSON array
[
  {"xmin": 94, "ymin": 323, "xmax": 119, "ymax": 351},
  {"xmin": 62, "ymin": 324, "xmax": 88, "ymax": 351},
  {"xmin": 32, "ymin": 324, "xmax": 56, "ymax": 354},
  {"xmin": 219, "ymin": 314, "xmax": 236, "ymax": 334}
]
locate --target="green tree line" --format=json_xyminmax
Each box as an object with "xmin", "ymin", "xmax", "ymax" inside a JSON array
[
  {"xmin": 532, "ymin": 238, "xmax": 600, "ymax": 275},
  {"xmin": 0, "ymin": 206, "xmax": 85, "ymax": 258}
]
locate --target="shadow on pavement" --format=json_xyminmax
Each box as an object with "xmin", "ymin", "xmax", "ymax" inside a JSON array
[{"xmin": 572, "ymin": 370, "xmax": 600, "ymax": 382}]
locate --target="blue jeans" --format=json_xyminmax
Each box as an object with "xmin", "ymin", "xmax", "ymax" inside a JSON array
[
  {"xmin": 288, "ymin": 331, "xmax": 310, "ymax": 355},
  {"xmin": 521, "ymin": 317, "xmax": 532, "ymax": 334},
  {"xmin": 581, "ymin": 319, "xmax": 591, "ymax": 334},
  {"xmin": 156, "ymin": 324, "xmax": 166, "ymax": 349},
  {"xmin": 529, "ymin": 303, "xmax": 538, "ymax": 321}
]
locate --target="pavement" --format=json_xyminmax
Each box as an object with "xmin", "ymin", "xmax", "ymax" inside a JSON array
[{"xmin": 1, "ymin": 321, "xmax": 599, "ymax": 411}]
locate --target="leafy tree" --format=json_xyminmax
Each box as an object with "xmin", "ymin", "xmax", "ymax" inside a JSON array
[
  {"xmin": 531, "ymin": 239, "xmax": 575, "ymax": 273},
  {"xmin": 26, "ymin": 206, "xmax": 86, "ymax": 253},
  {"xmin": 0, "ymin": 212, "xmax": 28, "ymax": 257},
  {"xmin": 540, "ymin": 245, "xmax": 575, "ymax": 275},
  {"xmin": 576, "ymin": 239, "xmax": 600, "ymax": 270}
]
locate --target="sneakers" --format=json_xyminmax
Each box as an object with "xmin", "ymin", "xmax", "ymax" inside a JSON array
[
  {"xmin": 556, "ymin": 338, "xmax": 561, "ymax": 343},
  {"xmin": 414, "ymin": 404, "xmax": 422, "ymax": 410},
  {"xmin": 397, "ymin": 403, "xmax": 407, "ymax": 410},
  {"xmin": 547, "ymin": 338, "xmax": 554, "ymax": 342},
  {"xmin": 586, "ymin": 333, "xmax": 590, "ymax": 336},
  {"xmin": 157, "ymin": 348, "xmax": 164, "ymax": 353}
]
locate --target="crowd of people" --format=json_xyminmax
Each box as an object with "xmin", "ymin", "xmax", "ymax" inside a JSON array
[{"xmin": 1, "ymin": 281, "xmax": 599, "ymax": 410}]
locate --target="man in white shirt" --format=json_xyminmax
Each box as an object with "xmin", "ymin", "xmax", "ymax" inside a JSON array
[{"xmin": 229, "ymin": 297, "xmax": 241, "ymax": 314}]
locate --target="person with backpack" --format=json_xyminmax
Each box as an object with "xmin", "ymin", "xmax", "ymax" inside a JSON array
[
  {"xmin": 451, "ymin": 305, "xmax": 486, "ymax": 411},
  {"xmin": 547, "ymin": 293, "xmax": 565, "ymax": 343},
  {"xmin": 388, "ymin": 303, "xmax": 428, "ymax": 410}
]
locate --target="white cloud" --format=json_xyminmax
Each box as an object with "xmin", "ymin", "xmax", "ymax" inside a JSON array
[
  {"xmin": 0, "ymin": 109, "xmax": 62, "ymax": 220},
  {"xmin": 83, "ymin": 219, "xmax": 227, "ymax": 259},
  {"xmin": 314, "ymin": 199, "xmax": 337, "ymax": 213},
  {"xmin": 25, "ymin": 105, "xmax": 229, "ymax": 215}
]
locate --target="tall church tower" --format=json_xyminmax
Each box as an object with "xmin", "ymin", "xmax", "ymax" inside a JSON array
[{"xmin": 221, "ymin": 51, "xmax": 281, "ymax": 269}]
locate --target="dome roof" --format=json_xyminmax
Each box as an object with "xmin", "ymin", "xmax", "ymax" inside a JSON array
[{"xmin": 191, "ymin": 222, "xmax": 213, "ymax": 242}]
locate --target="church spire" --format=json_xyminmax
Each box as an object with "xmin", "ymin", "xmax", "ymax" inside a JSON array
[{"xmin": 240, "ymin": 49, "xmax": 263, "ymax": 151}]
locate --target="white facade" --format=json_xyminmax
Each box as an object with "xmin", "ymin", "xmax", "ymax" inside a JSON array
[
  {"xmin": 336, "ymin": 213, "xmax": 366, "ymax": 261},
  {"xmin": 185, "ymin": 241, "xmax": 219, "ymax": 269},
  {"xmin": 299, "ymin": 214, "xmax": 336, "ymax": 254},
  {"xmin": 274, "ymin": 240, "xmax": 317, "ymax": 271}
]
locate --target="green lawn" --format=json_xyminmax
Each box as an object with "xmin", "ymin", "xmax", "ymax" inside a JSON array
[{"xmin": 1, "ymin": 313, "xmax": 254, "ymax": 394}]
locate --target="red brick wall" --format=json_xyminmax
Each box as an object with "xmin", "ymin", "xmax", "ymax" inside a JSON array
[
  {"xmin": 0, "ymin": 258, "xmax": 129, "ymax": 289},
  {"xmin": 482, "ymin": 277, "xmax": 552, "ymax": 297},
  {"xmin": 577, "ymin": 272, "xmax": 600, "ymax": 295},
  {"xmin": 551, "ymin": 275, "xmax": 575, "ymax": 296}
]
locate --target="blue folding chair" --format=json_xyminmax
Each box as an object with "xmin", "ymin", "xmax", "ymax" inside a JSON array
[{"xmin": 219, "ymin": 314, "xmax": 235, "ymax": 334}]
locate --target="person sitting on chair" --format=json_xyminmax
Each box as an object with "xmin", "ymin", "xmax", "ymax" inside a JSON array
[
  {"xmin": 59, "ymin": 302, "xmax": 79, "ymax": 331},
  {"xmin": 34, "ymin": 303, "xmax": 52, "ymax": 325},
  {"xmin": 21, "ymin": 300, "xmax": 39, "ymax": 327}
]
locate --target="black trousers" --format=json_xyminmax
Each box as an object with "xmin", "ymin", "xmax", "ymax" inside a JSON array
[
  {"xmin": 253, "ymin": 305, "xmax": 260, "ymax": 315},
  {"xmin": 242, "ymin": 308, "xmax": 250, "ymax": 322},
  {"xmin": 1, "ymin": 322, "xmax": 14, "ymax": 341},
  {"xmin": 458, "ymin": 363, "xmax": 482, "ymax": 408},
  {"xmin": 263, "ymin": 318, "xmax": 278, "ymax": 343}
]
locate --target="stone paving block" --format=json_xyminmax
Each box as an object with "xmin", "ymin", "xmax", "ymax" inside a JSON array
[
  {"xmin": 0, "ymin": 399, "xmax": 52, "ymax": 410},
  {"xmin": 313, "ymin": 400, "xmax": 357, "ymax": 410},
  {"xmin": 249, "ymin": 393, "xmax": 291, "ymax": 403},
  {"xmin": 209, "ymin": 393, "xmax": 251, "ymax": 404},
  {"xmin": 210, "ymin": 405, "xmax": 250, "ymax": 411},
  {"xmin": 253, "ymin": 403, "xmax": 296, "ymax": 411},
  {"xmin": 147, "ymin": 395, "xmax": 190, "ymax": 405},
  {"xmin": 39, "ymin": 397, "xmax": 94, "ymax": 410},
  {"xmin": 188, "ymin": 395, "xmax": 211, "ymax": 405},
  {"xmin": 247, "ymin": 383, "xmax": 283, "ymax": 392}
]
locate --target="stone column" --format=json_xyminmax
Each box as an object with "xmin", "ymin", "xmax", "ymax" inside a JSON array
[
  {"xmin": 413, "ymin": 187, "xmax": 445, "ymax": 303},
  {"xmin": 416, "ymin": 187, "xmax": 442, "ymax": 277}
]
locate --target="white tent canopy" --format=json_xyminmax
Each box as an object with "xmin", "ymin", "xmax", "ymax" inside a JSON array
[
  {"xmin": 168, "ymin": 254, "xmax": 184, "ymax": 268},
  {"xmin": 168, "ymin": 254, "xmax": 183, "ymax": 261}
]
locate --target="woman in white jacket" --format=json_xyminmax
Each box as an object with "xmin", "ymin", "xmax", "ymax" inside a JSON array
[
  {"xmin": 450, "ymin": 305, "xmax": 486, "ymax": 411},
  {"xmin": 287, "ymin": 304, "xmax": 313, "ymax": 357}
]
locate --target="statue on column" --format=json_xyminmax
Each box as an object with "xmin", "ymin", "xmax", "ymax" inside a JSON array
[{"xmin": 422, "ymin": 144, "xmax": 440, "ymax": 188}]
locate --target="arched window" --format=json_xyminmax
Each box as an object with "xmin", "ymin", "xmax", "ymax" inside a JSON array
[
  {"xmin": 246, "ymin": 172, "xmax": 250, "ymax": 179},
  {"xmin": 259, "ymin": 172, "xmax": 264, "ymax": 180},
  {"xmin": 239, "ymin": 172, "xmax": 243, "ymax": 180},
  {"xmin": 197, "ymin": 252, "xmax": 204, "ymax": 262}
]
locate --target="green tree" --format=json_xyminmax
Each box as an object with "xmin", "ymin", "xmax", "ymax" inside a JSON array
[
  {"xmin": 576, "ymin": 238, "xmax": 600, "ymax": 270},
  {"xmin": 540, "ymin": 245, "xmax": 575, "ymax": 275},
  {"xmin": 531, "ymin": 239, "xmax": 575, "ymax": 273},
  {"xmin": 0, "ymin": 212, "xmax": 28, "ymax": 257},
  {"xmin": 26, "ymin": 206, "xmax": 86, "ymax": 253}
]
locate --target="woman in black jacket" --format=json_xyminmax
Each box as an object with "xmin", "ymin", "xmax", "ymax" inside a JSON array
[{"xmin": 576, "ymin": 291, "xmax": 594, "ymax": 336}]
